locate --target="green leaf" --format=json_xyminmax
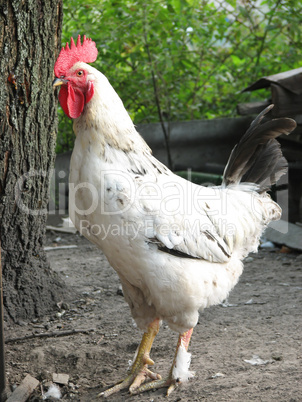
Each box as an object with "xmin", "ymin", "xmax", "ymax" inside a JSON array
[{"xmin": 56, "ymin": 0, "xmax": 302, "ymax": 151}]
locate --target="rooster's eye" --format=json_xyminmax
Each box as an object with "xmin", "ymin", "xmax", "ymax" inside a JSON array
[{"xmin": 77, "ymin": 71, "xmax": 84, "ymax": 77}]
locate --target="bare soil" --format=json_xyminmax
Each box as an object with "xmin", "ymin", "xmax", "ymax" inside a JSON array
[{"xmin": 4, "ymin": 227, "xmax": 302, "ymax": 401}]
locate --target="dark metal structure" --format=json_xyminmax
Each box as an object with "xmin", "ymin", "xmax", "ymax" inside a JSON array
[{"xmin": 238, "ymin": 67, "xmax": 302, "ymax": 223}]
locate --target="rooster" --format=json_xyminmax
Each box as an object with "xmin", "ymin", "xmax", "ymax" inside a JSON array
[{"xmin": 53, "ymin": 36, "xmax": 296, "ymax": 397}]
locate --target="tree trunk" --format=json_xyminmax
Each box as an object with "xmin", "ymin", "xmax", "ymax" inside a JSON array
[{"xmin": 0, "ymin": 0, "xmax": 67, "ymax": 322}]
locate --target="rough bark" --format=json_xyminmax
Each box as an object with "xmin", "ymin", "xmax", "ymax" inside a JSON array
[{"xmin": 0, "ymin": 0, "xmax": 66, "ymax": 322}]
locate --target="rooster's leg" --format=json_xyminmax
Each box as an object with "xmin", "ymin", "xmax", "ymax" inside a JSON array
[
  {"xmin": 131, "ymin": 327, "xmax": 194, "ymax": 396},
  {"xmin": 99, "ymin": 318, "xmax": 161, "ymax": 398}
]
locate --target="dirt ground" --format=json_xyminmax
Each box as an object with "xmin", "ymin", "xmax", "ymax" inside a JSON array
[{"xmin": 4, "ymin": 225, "xmax": 302, "ymax": 401}]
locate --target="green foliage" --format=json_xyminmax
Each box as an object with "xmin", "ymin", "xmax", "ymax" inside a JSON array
[{"xmin": 57, "ymin": 0, "xmax": 302, "ymax": 152}]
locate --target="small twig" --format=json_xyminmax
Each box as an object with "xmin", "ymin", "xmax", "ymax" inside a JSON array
[
  {"xmin": 142, "ymin": 12, "xmax": 173, "ymax": 170},
  {"xmin": 5, "ymin": 328, "xmax": 95, "ymax": 344},
  {"xmin": 97, "ymin": 335, "xmax": 104, "ymax": 345},
  {"xmin": 253, "ymin": 0, "xmax": 281, "ymax": 77}
]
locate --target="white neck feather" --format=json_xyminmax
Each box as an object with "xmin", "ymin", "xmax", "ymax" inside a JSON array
[{"xmin": 72, "ymin": 63, "xmax": 149, "ymax": 154}]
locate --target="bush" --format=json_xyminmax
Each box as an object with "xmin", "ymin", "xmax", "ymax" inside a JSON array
[{"xmin": 57, "ymin": 0, "xmax": 302, "ymax": 152}]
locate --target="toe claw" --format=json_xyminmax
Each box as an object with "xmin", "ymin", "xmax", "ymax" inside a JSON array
[
  {"xmin": 144, "ymin": 356, "xmax": 155, "ymax": 366},
  {"xmin": 98, "ymin": 376, "xmax": 132, "ymax": 398},
  {"xmin": 145, "ymin": 368, "xmax": 162, "ymax": 380},
  {"xmin": 167, "ymin": 381, "xmax": 177, "ymax": 396},
  {"xmin": 130, "ymin": 377, "xmax": 171, "ymax": 395},
  {"xmin": 129, "ymin": 366, "xmax": 162, "ymax": 393}
]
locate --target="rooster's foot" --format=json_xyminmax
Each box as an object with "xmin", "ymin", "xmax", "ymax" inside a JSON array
[
  {"xmin": 99, "ymin": 324, "xmax": 194, "ymax": 397},
  {"xmin": 130, "ymin": 375, "xmax": 178, "ymax": 396},
  {"xmin": 99, "ymin": 363, "xmax": 162, "ymax": 398},
  {"xmin": 132, "ymin": 327, "xmax": 194, "ymax": 396},
  {"xmin": 98, "ymin": 318, "xmax": 161, "ymax": 398}
]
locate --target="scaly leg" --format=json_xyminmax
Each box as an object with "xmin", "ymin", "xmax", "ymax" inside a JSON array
[
  {"xmin": 167, "ymin": 327, "xmax": 194, "ymax": 395},
  {"xmin": 99, "ymin": 318, "xmax": 161, "ymax": 398},
  {"xmin": 131, "ymin": 327, "xmax": 194, "ymax": 396}
]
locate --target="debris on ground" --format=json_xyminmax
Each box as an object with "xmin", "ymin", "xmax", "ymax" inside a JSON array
[
  {"xmin": 44, "ymin": 245, "xmax": 78, "ymax": 251},
  {"xmin": 42, "ymin": 383, "xmax": 61, "ymax": 400},
  {"xmin": 260, "ymin": 241, "xmax": 275, "ymax": 249},
  {"xmin": 244, "ymin": 355, "xmax": 273, "ymax": 366},
  {"xmin": 266, "ymin": 220, "xmax": 302, "ymax": 251},
  {"xmin": 210, "ymin": 372, "xmax": 226, "ymax": 379},
  {"xmin": 52, "ymin": 373, "xmax": 70, "ymax": 386},
  {"xmin": 6, "ymin": 374, "xmax": 39, "ymax": 402}
]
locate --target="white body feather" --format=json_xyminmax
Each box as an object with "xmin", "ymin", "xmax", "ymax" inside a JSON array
[
  {"xmin": 172, "ymin": 343, "xmax": 195, "ymax": 382},
  {"xmin": 68, "ymin": 62, "xmax": 281, "ymax": 333}
]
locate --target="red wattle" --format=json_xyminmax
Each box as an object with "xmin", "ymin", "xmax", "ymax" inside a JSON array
[
  {"xmin": 58, "ymin": 83, "xmax": 85, "ymax": 119},
  {"xmin": 58, "ymin": 85, "xmax": 70, "ymax": 118},
  {"xmin": 67, "ymin": 84, "xmax": 85, "ymax": 118}
]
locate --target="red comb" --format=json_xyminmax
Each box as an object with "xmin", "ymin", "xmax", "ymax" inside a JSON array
[{"xmin": 54, "ymin": 35, "xmax": 98, "ymax": 77}]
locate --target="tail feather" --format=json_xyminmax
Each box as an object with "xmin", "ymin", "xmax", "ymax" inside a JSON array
[
  {"xmin": 241, "ymin": 139, "xmax": 287, "ymax": 188},
  {"xmin": 222, "ymin": 104, "xmax": 296, "ymax": 191}
]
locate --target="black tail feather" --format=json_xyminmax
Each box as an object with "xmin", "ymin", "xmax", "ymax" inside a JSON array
[{"xmin": 222, "ymin": 105, "xmax": 296, "ymax": 192}]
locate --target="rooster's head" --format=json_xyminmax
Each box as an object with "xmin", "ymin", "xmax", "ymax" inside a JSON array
[{"xmin": 53, "ymin": 35, "xmax": 98, "ymax": 119}]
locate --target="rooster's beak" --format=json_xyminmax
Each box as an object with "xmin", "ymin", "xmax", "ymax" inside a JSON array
[{"xmin": 52, "ymin": 77, "xmax": 68, "ymax": 87}]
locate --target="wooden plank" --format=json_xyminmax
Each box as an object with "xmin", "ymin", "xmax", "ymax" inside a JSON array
[
  {"xmin": 53, "ymin": 372, "xmax": 69, "ymax": 385},
  {"xmin": 6, "ymin": 374, "xmax": 39, "ymax": 402},
  {"xmin": 271, "ymin": 84, "xmax": 302, "ymax": 117},
  {"xmin": 237, "ymin": 100, "xmax": 270, "ymax": 115},
  {"xmin": 266, "ymin": 220, "xmax": 302, "ymax": 251},
  {"xmin": 243, "ymin": 67, "xmax": 302, "ymax": 94}
]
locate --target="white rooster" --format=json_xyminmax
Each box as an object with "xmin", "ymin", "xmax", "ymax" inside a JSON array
[{"xmin": 53, "ymin": 36, "xmax": 296, "ymax": 397}]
